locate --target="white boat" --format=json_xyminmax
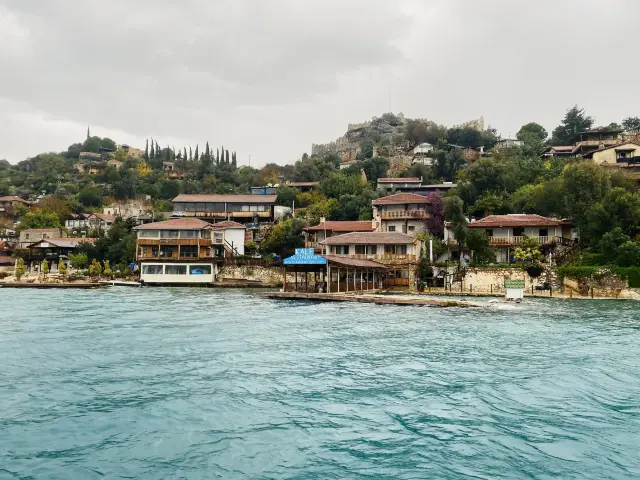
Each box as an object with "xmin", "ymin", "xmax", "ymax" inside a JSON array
[{"xmin": 99, "ymin": 280, "xmax": 144, "ymax": 287}]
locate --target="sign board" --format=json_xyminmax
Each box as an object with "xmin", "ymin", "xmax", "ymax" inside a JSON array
[
  {"xmin": 504, "ymin": 279, "xmax": 525, "ymax": 289},
  {"xmin": 284, "ymin": 248, "xmax": 327, "ymax": 265}
]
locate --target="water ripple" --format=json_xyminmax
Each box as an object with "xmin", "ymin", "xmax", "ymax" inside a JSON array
[{"xmin": 1, "ymin": 289, "xmax": 639, "ymax": 478}]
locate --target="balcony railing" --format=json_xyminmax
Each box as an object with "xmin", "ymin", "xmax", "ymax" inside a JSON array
[
  {"xmin": 448, "ymin": 236, "xmax": 560, "ymax": 246},
  {"xmin": 137, "ymin": 252, "xmax": 220, "ymax": 261},
  {"xmin": 331, "ymin": 253, "xmax": 417, "ymax": 262},
  {"xmin": 304, "ymin": 241, "xmax": 325, "ymax": 251},
  {"xmin": 137, "ymin": 238, "xmax": 212, "ymax": 246},
  {"xmin": 379, "ymin": 210, "xmax": 429, "ymax": 219}
]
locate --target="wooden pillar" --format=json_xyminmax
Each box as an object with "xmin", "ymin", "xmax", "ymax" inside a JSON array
[
  {"xmin": 283, "ymin": 266, "xmax": 287, "ymax": 292},
  {"xmin": 360, "ymin": 270, "xmax": 363, "ymax": 291},
  {"xmin": 354, "ymin": 269, "xmax": 356, "ymax": 292},
  {"xmin": 337, "ymin": 267, "xmax": 340, "ymax": 293},
  {"xmin": 294, "ymin": 270, "xmax": 298, "ymax": 291},
  {"xmin": 326, "ymin": 264, "xmax": 330, "ymax": 293},
  {"xmin": 346, "ymin": 268, "xmax": 349, "ymax": 292},
  {"xmin": 305, "ymin": 270, "xmax": 308, "ymax": 291}
]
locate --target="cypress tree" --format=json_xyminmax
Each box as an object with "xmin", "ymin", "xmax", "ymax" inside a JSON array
[
  {"xmin": 155, "ymin": 141, "xmax": 161, "ymax": 158},
  {"xmin": 216, "ymin": 148, "xmax": 220, "ymax": 165},
  {"xmin": 189, "ymin": 146, "xmax": 193, "ymax": 162},
  {"xmin": 225, "ymin": 149, "xmax": 230, "ymax": 164},
  {"xmin": 205, "ymin": 142, "xmax": 210, "ymax": 160},
  {"xmin": 149, "ymin": 138, "xmax": 155, "ymax": 159},
  {"xmin": 194, "ymin": 145, "xmax": 199, "ymax": 161},
  {"xmin": 145, "ymin": 139, "xmax": 149, "ymax": 160},
  {"xmin": 232, "ymin": 151, "xmax": 237, "ymax": 167}
]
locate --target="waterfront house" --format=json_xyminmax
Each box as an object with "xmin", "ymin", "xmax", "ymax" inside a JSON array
[
  {"xmin": 321, "ymin": 231, "xmax": 422, "ymax": 289},
  {"xmin": 372, "ymin": 193, "xmax": 432, "ymax": 236},
  {"xmin": 303, "ymin": 220, "xmax": 375, "ymax": 253},
  {"xmin": 65, "ymin": 213, "xmax": 90, "ymax": 231},
  {"xmin": 493, "ymin": 139, "xmax": 524, "ymax": 150},
  {"xmin": 103, "ymin": 200, "xmax": 152, "ymax": 221},
  {"xmin": 444, "ymin": 214, "xmax": 574, "ymax": 263},
  {"xmin": 284, "ymin": 181, "xmax": 319, "ymax": 192},
  {"xmin": 134, "ymin": 218, "xmax": 235, "ymax": 285},
  {"xmin": 22, "ymin": 237, "xmax": 96, "ymax": 272},
  {"xmin": 19, "ymin": 228, "xmax": 66, "ymax": 249},
  {"xmin": 377, "ymin": 177, "xmax": 423, "ymax": 193},
  {"xmin": 583, "ymin": 142, "xmax": 640, "ymax": 165},
  {"xmin": 249, "ymin": 186, "xmax": 278, "ymax": 195},
  {"xmin": 0, "ymin": 241, "xmax": 14, "ymax": 272},
  {"xmin": 413, "ymin": 142, "xmax": 434, "ymax": 156}
]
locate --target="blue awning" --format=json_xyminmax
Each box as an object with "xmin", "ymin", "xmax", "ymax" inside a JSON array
[{"xmin": 284, "ymin": 248, "xmax": 327, "ymax": 265}]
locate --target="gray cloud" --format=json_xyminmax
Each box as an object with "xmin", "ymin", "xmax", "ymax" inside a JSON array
[{"xmin": 1, "ymin": 0, "xmax": 639, "ymax": 165}]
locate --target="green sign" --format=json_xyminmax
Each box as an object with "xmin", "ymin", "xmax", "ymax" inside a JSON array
[{"xmin": 504, "ymin": 279, "xmax": 525, "ymax": 289}]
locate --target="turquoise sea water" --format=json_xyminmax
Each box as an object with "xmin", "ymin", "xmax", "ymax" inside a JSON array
[{"xmin": 1, "ymin": 289, "xmax": 639, "ymax": 479}]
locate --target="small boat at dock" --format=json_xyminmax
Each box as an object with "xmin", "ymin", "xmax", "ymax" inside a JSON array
[{"xmin": 99, "ymin": 280, "xmax": 144, "ymax": 287}]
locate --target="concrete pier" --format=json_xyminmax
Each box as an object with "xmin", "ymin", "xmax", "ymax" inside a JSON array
[{"xmin": 262, "ymin": 291, "xmax": 475, "ymax": 307}]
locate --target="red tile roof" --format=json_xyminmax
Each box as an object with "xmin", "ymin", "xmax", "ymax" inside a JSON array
[
  {"xmin": 304, "ymin": 221, "xmax": 374, "ymax": 233},
  {"xmin": 89, "ymin": 213, "xmax": 116, "ymax": 222},
  {"xmin": 211, "ymin": 220, "xmax": 246, "ymax": 229},
  {"xmin": 322, "ymin": 232, "xmax": 416, "ymax": 245},
  {"xmin": 134, "ymin": 218, "xmax": 214, "ymax": 230},
  {"xmin": 377, "ymin": 177, "xmax": 422, "ymax": 183},
  {"xmin": 173, "ymin": 194, "xmax": 277, "ymax": 204},
  {"xmin": 550, "ymin": 146, "xmax": 574, "ymax": 151},
  {"xmin": 468, "ymin": 214, "xmax": 561, "ymax": 228},
  {"xmin": 19, "ymin": 228, "xmax": 62, "ymax": 234},
  {"xmin": 0, "ymin": 196, "xmax": 31, "ymax": 204},
  {"xmin": 322, "ymin": 255, "xmax": 387, "ymax": 269},
  {"xmin": 372, "ymin": 193, "xmax": 431, "ymax": 205},
  {"xmin": 583, "ymin": 142, "xmax": 640, "ymax": 158},
  {"xmin": 28, "ymin": 238, "xmax": 96, "ymax": 248}
]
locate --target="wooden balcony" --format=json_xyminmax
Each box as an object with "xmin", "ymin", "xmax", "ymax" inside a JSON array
[
  {"xmin": 448, "ymin": 236, "xmax": 560, "ymax": 247},
  {"xmin": 137, "ymin": 253, "xmax": 219, "ymax": 261},
  {"xmin": 335, "ymin": 253, "xmax": 417, "ymax": 262},
  {"xmin": 304, "ymin": 241, "xmax": 325, "ymax": 251},
  {"xmin": 176, "ymin": 211, "xmax": 272, "ymax": 219},
  {"xmin": 380, "ymin": 210, "xmax": 429, "ymax": 219},
  {"xmin": 137, "ymin": 238, "xmax": 212, "ymax": 247}
]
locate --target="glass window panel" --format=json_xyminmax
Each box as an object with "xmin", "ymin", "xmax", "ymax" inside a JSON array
[
  {"xmin": 165, "ymin": 265, "xmax": 187, "ymax": 275},
  {"xmin": 160, "ymin": 230, "xmax": 179, "ymax": 238},
  {"xmin": 180, "ymin": 230, "xmax": 199, "ymax": 238},
  {"xmin": 189, "ymin": 265, "xmax": 212, "ymax": 275},
  {"xmin": 142, "ymin": 265, "xmax": 164, "ymax": 275},
  {"xmin": 139, "ymin": 230, "xmax": 159, "ymax": 238}
]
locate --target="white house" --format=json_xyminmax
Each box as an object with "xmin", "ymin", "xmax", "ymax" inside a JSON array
[
  {"xmin": 413, "ymin": 142, "xmax": 434, "ymax": 155},
  {"xmin": 372, "ymin": 193, "xmax": 432, "ymax": 236}
]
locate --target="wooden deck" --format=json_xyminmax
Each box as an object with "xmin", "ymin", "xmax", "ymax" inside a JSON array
[
  {"xmin": 262, "ymin": 292, "xmax": 475, "ymax": 307},
  {"xmin": 0, "ymin": 282, "xmax": 104, "ymax": 289}
]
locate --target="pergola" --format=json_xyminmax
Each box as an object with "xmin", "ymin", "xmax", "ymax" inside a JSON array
[{"xmin": 282, "ymin": 248, "xmax": 387, "ymax": 293}]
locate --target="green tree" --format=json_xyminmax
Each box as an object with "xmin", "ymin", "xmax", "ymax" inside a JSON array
[
  {"xmin": 58, "ymin": 258, "xmax": 68, "ymax": 276},
  {"xmin": 517, "ymin": 122, "xmax": 548, "ymax": 142},
  {"xmin": 78, "ymin": 187, "xmax": 103, "ymax": 208},
  {"xmin": 276, "ymin": 186, "xmax": 300, "ymax": 208},
  {"xmin": 15, "ymin": 258, "xmax": 26, "ymax": 280},
  {"xmin": 41, "ymin": 259, "xmax": 49, "ymax": 276},
  {"xmin": 17, "ymin": 209, "xmax": 62, "ymax": 231},
  {"xmin": 89, "ymin": 258, "xmax": 103, "ymax": 276},
  {"xmin": 514, "ymin": 236, "xmax": 543, "ymax": 264},
  {"xmin": 103, "ymin": 260, "xmax": 112, "ymax": 276},
  {"xmin": 622, "ymin": 117, "xmax": 640, "ymax": 131},
  {"xmin": 260, "ymin": 218, "xmax": 307, "ymax": 257},
  {"xmin": 467, "ymin": 230, "xmax": 494, "ymax": 264},
  {"xmin": 615, "ymin": 241, "xmax": 640, "ymax": 267},
  {"xmin": 562, "ymin": 162, "xmax": 611, "ymax": 234},
  {"xmin": 550, "ymin": 105, "xmax": 594, "ymax": 145},
  {"xmin": 320, "ymin": 172, "xmax": 367, "ymax": 198},
  {"xmin": 69, "ymin": 252, "xmax": 89, "ymax": 270}
]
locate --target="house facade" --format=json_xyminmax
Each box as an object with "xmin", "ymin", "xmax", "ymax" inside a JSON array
[
  {"xmin": 372, "ymin": 193, "xmax": 431, "ymax": 236},
  {"xmin": 377, "ymin": 177, "xmax": 423, "ymax": 193},
  {"xmin": 22, "ymin": 237, "xmax": 96, "ymax": 271},
  {"xmin": 303, "ymin": 220, "xmax": 375, "ymax": 252},
  {"xmin": 134, "ymin": 218, "xmax": 224, "ymax": 285},
  {"xmin": 0, "ymin": 196, "xmax": 31, "ymax": 223},
  {"xmin": 87, "ymin": 213, "xmax": 116, "ymax": 232},
  {"xmin": 321, "ymin": 231, "xmax": 423, "ymax": 289},
  {"xmin": 103, "ymin": 200, "xmax": 151, "ymax": 220},
  {"xmin": 583, "ymin": 142, "xmax": 640, "ymax": 165},
  {"xmin": 18, "ymin": 228, "xmax": 66, "ymax": 249},
  {"xmin": 444, "ymin": 214, "xmax": 574, "ymax": 263}
]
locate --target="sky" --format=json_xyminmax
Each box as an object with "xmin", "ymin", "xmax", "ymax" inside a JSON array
[{"xmin": 1, "ymin": 0, "xmax": 639, "ymax": 166}]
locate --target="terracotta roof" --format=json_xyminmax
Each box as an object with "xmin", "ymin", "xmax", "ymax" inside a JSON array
[
  {"xmin": 377, "ymin": 177, "xmax": 422, "ymax": 183},
  {"xmin": 421, "ymin": 183, "xmax": 457, "ymax": 189},
  {"xmin": 322, "ymin": 255, "xmax": 387, "ymax": 269},
  {"xmin": 173, "ymin": 194, "xmax": 277, "ymax": 204},
  {"xmin": 286, "ymin": 181, "xmax": 319, "ymax": 187},
  {"xmin": 550, "ymin": 146, "xmax": 574, "ymax": 152},
  {"xmin": 304, "ymin": 221, "xmax": 374, "ymax": 233},
  {"xmin": 211, "ymin": 220, "xmax": 246, "ymax": 229},
  {"xmin": 322, "ymin": 232, "xmax": 416, "ymax": 245},
  {"xmin": 20, "ymin": 228, "xmax": 62, "ymax": 234},
  {"xmin": 89, "ymin": 213, "xmax": 116, "ymax": 222},
  {"xmin": 372, "ymin": 193, "xmax": 431, "ymax": 205},
  {"xmin": 27, "ymin": 238, "xmax": 96, "ymax": 248},
  {"xmin": 0, "ymin": 196, "xmax": 31, "ymax": 204},
  {"xmin": 583, "ymin": 142, "xmax": 640, "ymax": 158},
  {"xmin": 468, "ymin": 214, "xmax": 561, "ymax": 228},
  {"xmin": 134, "ymin": 218, "xmax": 214, "ymax": 230}
]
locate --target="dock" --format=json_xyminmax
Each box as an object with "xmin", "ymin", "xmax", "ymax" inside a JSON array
[
  {"xmin": 262, "ymin": 291, "xmax": 476, "ymax": 307},
  {"xmin": 0, "ymin": 283, "xmax": 104, "ymax": 289}
]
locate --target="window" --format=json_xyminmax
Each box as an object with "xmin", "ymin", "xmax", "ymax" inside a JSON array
[
  {"xmin": 539, "ymin": 228, "xmax": 548, "ymax": 237},
  {"xmin": 185, "ymin": 203, "xmax": 196, "ymax": 211},
  {"xmin": 165, "ymin": 265, "xmax": 187, "ymax": 275},
  {"xmin": 180, "ymin": 230, "xmax": 199, "ymax": 238},
  {"xmin": 355, "ymin": 245, "xmax": 366, "ymax": 255},
  {"xmin": 385, "ymin": 245, "xmax": 407, "ymax": 255},
  {"xmin": 250, "ymin": 205, "xmax": 258, "ymax": 212},
  {"xmin": 512, "ymin": 227, "xmax": 525, "ymax": 237},
  {"xmin": 159, "ymin": 246, "xmax": 177, "ymax": 258},
  {"xmin": 189, "ymin": 265, "xmax": 212, "ymax": 275},
  {"xmin": 334, "ymin": 245, "xmax": 350, "ymax": 255},
  {"xmin": 206, "ymin": 203, "xmax": 215, "ymax": 211},
  {"xmin": 214, "ymin": 203, "xmax": 225, "ymax": 212},
  {"xmin": 174, "ymin": 203, "xmax": 185, "ymax": 211},
  {"xmin": 139, "ymin": 230, "xmax": 159, "ymax": 238},
  {"xmin": 485, "ymin": 229, "xmax": 493, "ymax": 237},
  {"xmin": 142, "ymin": 265, "xmax": 163, "ymax": 275},
  {"xmin": 402, "ymin": 225, "xmax": 407, "ymax": 234},
  {"xmin": 408, "ymin": 226, "xmax": 415, "ymax": 232},
  {"xmin": 180, "ymin": 245, "xmax": 198, "ymax": 258},
  {"xmin": 355, "ymin": 245, "xmax": 377, "ymax": 255},
  {"xmin": 25, "ymin": 233, "xmax": 29, "ymax": 240},
  {"xmin": 388, "ymin": 226, "xmax": 396, "ymax": 232},
  {"xmin": 196, "ymin": 203, "xmax": 206, "ymax": 211},
  {"xmin": 160, "ymin": 230, "xmax": 179, "ymax": 238}
]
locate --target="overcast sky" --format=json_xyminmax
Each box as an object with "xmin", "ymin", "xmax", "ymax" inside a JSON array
[{"xmin": 1, "ymin": 0, "xmax": 639, "ymax": 166}]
